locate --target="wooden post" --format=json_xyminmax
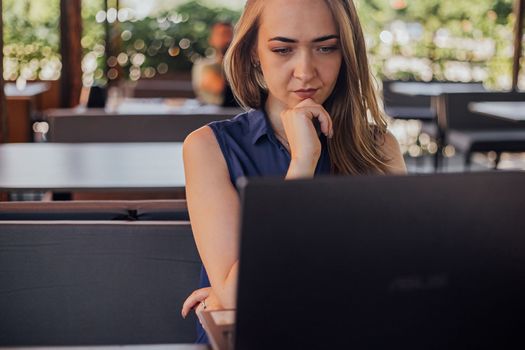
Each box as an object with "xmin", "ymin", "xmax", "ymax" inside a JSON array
[
  {"xmin": 0, "ymin": 0, "xmax": 8, "ymax": 143},
  {"xmin": 60, "ymin": 0, "xmax": 83, "ymax": 107},
  {"xmin": 104, "ymin": 0, "xmax": 110, "ymax": 81},
  {"xmin": 114, "ymin": 0, "xmax": 122, "ymax": 83},
  {"xmin": 106, "ymin": 0, "xmax": 122, "ymax": 87},
  {"xmin": 512, "ymin": 0, "xmax": 525, "ymax": 91}
]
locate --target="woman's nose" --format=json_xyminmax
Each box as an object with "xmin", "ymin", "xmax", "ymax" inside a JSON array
[{"xmin": 293, "ymin": 51, "xmax": 316, "ymax": 82}]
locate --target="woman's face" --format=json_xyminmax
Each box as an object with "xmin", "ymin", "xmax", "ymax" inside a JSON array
[{"xmin": 255, "ymin": 0, "xmax": 343, "ymax": 110}]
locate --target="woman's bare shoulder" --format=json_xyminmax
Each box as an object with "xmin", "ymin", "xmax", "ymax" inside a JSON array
[
  {"xmin": 184, "ymin": 125, "xmax": 218, "ymax": 151},
  {"xmin": 183, "ymin": 125, "xmax": 230, "ymax": 176}
]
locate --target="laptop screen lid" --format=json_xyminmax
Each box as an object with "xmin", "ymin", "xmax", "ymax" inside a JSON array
[{"xmin": 234, "ymin": 172, "xmax": 525, "ymax": 350}]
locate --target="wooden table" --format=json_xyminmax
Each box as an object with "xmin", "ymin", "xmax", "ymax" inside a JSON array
[
  {"xmin": 0, "ymin": 346, "xmax": 208, "ymax": 350},
  {"xmin": 44, "ymin": 98, "xmax": 244, "ymax": 142},
  {"xmin": 469, "ymin": 101, "xmax": 525, "ymax": 122},
  {"xmin": 0, "ymin": 142, "xmax": 185, "ymax": 200}
]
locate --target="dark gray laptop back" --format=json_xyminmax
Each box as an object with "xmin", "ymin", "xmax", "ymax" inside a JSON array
[{"xmin": 235, "ymin": 172, "xmax": 525, "ymax": 350}]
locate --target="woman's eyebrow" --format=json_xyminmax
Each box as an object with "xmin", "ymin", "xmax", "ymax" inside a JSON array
[
  {"xmin": 312, "ymin": 35, "xmax": 339, "ymax": 43},
  {"xmin": 268, "ymin": 35, "xmax": 339, "ymax": 43}
]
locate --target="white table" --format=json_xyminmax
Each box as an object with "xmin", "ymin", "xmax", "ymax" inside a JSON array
[
  {"xmin": 389, "ymin": 82, "xmax": 486, "ymax": 97},
  {"xmin": 4, "ymin": 82, "xmax": 50, "ymax": 98},
  {"xmin": 469, "ymin": 101, "xmax": 525, "ymax": 122},
  {"xmin": 0, "ymin": 142, "xmax": 185, "ymax": 192}
]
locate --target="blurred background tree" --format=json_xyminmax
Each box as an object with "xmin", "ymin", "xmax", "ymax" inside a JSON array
[
  {"xmin": 356, "ymin": 0, "xmax": 517, "ymax": 88},
  {"xmin": 2, "ymin": 0, "xmax": 240, "ymax": 86},
  {"xmin": 2, "ymin": 0, "xmax": 61, "ymax": 85},
  {"xmin": 2, "ymin": 0, "xmax": 522, "ymax": 90},
  {"xmin": 80, "ymin": 0, "xmax": 240, "ymax": 86}
]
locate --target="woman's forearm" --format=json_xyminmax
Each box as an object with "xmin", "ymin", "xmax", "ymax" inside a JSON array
[
  {"xmin": 212, "ymin": 260, "xmax": 239, "ymax": 309},
  {"xmin": 285, "ymin": 158, "xmax": 318, "ymax": 179}
]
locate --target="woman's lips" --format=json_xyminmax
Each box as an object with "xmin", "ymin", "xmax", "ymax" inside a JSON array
[{"xmin": 294, "ymin": 89, "xmax": 318, "ymax": 99}]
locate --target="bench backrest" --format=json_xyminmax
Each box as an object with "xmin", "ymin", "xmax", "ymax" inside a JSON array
[
  {"xmin": 382, "ymin": 80, "xmax": 433, "ymax": 108},
  {"xmin": 0, "ymin": 221, "xmax": 200, "ymax": 345},
  {"xmin": 46, "ymin": 113, "xmax": 241, "ymax": 142}
]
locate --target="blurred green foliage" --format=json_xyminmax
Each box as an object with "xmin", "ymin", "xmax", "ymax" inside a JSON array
[
  {"xmin": 2, "ymin": 0, "xmax": 61, "ymax": 81},
  {"xmin": 356, "ymin": 0, "xmax": 517, "ymax": 87},
  {"xmin": 118, "ymin": 1, "xmax": 240, "ymax": 71},
  {"xmin": 81, "ymin": 0, "xmax": 240, "ymax": 85},
  {"xmin": 2, "ymin": 0, "xmax": 522, "ymax": 89}
]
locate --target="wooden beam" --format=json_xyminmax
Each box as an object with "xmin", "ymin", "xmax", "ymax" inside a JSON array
[
  {"xmin": 60, "ymin": 0, "xmax": 83, "ymax": 107},
  {"xmin": 0, "ymin": 0, "xmax": 8, "ymax": 143},
  {"xmin": 512, "ymin": 0, "xmax": 525, "ymax": 91}
]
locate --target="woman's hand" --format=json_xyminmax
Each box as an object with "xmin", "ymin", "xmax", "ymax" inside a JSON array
[
  {"xmin": 280, "ymin": 98, "xmax": 333, "ymax": 178},
  {"xmin": 181, "ymin": 287, "xmax": 224, "ymax": 319},
  {"xmin": 181, "ymin": 287, "xmax": 210, "ymax": 318}
]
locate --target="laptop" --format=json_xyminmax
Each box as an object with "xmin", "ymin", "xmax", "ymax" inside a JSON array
[{"xmin": 202, "ymin": 172, "xmax": 525, "ymax": 350}]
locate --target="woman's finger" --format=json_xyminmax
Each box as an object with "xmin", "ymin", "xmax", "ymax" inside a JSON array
[
  {"xmin": 181, "ymin": 291, "xmax": 208, "ymax": 318},
  {"xmin": 184, "ymin": 288, "xmax": 210, "ymax": 311},
  {"xmin": 293, "ymin": 99, "xmax": 333, "ymax": 137},
  {"xmin": 181, "ymin": 288, "xmax": 210, "ymax": 318},
  {"xmin": 181, "ymin": 298, "xmax": 199, "ymax": 318},
  {"xmin": 314, "ymin": 108, "xmax": 332, "ymax": 137},
  {"xmin": 294, "ymin": 106, "xmax": 333, "ymax": 137}
]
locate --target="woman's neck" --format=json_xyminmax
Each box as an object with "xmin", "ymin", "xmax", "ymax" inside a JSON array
[{"xmin": 264, "ymin": 94, "xmax": 287, "ymax": 140}]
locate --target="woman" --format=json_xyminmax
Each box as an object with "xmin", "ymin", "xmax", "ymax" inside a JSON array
[{"xmin": 181, "ymin": 0, "xmax": 406, "ymax": 343}]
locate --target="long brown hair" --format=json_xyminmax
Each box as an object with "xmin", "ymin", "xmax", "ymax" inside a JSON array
[{"xmin": 224, "ymin": 0, "xmax": 390, "ymax": 175}]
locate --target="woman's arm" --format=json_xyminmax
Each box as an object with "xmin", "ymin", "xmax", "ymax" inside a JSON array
[
  {"xmin": 281, "ymin": 99, "xmax": 333, "ymax": 179},
  {"xmin": 380, "ymin": 131, "xmax": 407, "ymax": 175},
  {"xmin": 183, "ymin": 126, "xmax": 240, "ymax": 310}
]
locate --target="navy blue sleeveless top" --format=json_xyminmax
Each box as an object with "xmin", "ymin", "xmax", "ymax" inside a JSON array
[{"xmin": 195, "ymin": 109, "xmax": 330, "ymax": 343}]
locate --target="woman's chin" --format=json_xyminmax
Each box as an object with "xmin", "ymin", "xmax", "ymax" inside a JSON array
[{"xmin": 289, "ymin": 96, "xmax": 319, "ymax": 106}]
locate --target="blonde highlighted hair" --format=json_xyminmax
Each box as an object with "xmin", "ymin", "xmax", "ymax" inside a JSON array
[{"xmin": 224, "ymin": 0, "xmax": 389, "ymax": 175}]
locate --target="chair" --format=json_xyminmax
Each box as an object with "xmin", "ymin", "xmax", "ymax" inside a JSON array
[
  {"xmin": 437, "ymin": 91, "xmax": 525, "ymax": 170},
  {"xmin": 0, "ymin": 221, "xmax": 200, "ymax": 345},
  {"xmin": 382, "ymin": 80, "xmax": 438, "ymax": 171},
  {"xmin": 382, "ymin": 80, "xmax": 436, "ymax": 122}
]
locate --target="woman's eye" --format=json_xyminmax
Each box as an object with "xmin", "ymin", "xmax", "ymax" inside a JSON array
[
  {"xmin": 318, "ymin": 46, "xmax": 338, "ymax": 53},
  {"xmin": 271, "ymin": 47, "xmax": 292, "ymax": 55}
]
